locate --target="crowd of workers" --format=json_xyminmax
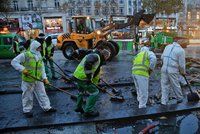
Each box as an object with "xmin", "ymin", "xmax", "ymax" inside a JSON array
[{"xmin": 10, "ymin": 32, "xmax": 186, "ymax": 118}]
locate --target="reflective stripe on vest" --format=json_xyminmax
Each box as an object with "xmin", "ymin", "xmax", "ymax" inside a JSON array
[
  {"xmin": 73, "ymin": 54, "xmax": 100, "ymax": 83},
  {"xmin": 42, "ymin": 42, "xmax": 46, "ymax": 57},
  {"xmin": 92, "ymin": 72, "xmax": 100, "ymax": 85},
  {"xmin": 151, "ymin": 35, "xmax": 155, "ymax": 43},
  {"xmin": 47, "ymin": 44, "xmax": 54, "ymax": 57},
  {"xmin": 22, "ymin": 51, "xmax": 43, "ymax": 82},
  {"xmin": 14, "ymin": 41, "xmax": 20, "ymax": 53},
  {"xmin": 132, "ymin": 51, "xmax": 150, "ymax": 77}
]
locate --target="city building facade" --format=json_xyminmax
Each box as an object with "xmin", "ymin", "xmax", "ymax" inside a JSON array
[{"xmin": 0, "ymin": 0, "xmax": 136, "ymax": 37}]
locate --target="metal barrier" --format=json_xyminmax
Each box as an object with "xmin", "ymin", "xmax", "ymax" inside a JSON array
[{"xmin": 113, "ymin": 39, "xmax": 134, "ymax": 51}]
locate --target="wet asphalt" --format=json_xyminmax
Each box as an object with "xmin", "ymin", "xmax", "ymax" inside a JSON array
[{"xmin": 0, "ymin": 48, "xmax": 200, "ymax": 133}]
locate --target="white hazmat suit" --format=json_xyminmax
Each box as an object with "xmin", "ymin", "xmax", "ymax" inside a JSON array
[
  {"xmin": 11, "ymin": 41, "xmax": 52, "ymax": 113},
  {"xmin": 161, "ymin": 42, "xmax": 185, "ymax": 105},
  {"xmin": 132, "ymin": 46, "xmax": 157, "ymax": 108}
]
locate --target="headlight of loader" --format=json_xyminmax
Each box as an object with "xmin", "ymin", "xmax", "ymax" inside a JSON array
[{"xmin": 96, "ymin": 30, "xmax": 101, "ymax": 35}]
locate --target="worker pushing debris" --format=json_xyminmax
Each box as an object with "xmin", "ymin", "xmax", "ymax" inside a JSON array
[
  {"xmin": 11, "ymin": 40, "xmax": 56, "ymax": 118},
  {"xmin": 73, "ymin": 49, "xmax": 110, "ymax": 117},
  {"xmin": 161, "ymin": 37, "xmax": 185, "ymax": 105},
  {"xmin": 132, "ymin": 39, "xmax": 157, "ymax": 108}
]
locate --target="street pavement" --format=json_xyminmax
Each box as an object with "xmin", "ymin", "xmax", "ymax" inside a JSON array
[{"xmin": 0, "ymin": 47, "xmax": 200, "ymax": 133}]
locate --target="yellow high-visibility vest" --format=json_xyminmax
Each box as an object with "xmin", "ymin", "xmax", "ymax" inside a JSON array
[{"xmin": 132, "ymin": 51, "xmax": 150, "ymax": 77}]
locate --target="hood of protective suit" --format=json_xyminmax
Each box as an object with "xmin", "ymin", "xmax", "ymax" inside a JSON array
[
  {"xmin": 30, "ymin": 41, "xmax": 42, "ymax": 60},
  {"xmin": 140, "ymin": 46, "xmax": 150, "ymax": 52}
]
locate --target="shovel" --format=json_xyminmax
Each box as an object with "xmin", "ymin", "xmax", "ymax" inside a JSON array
[
  {"xmin": 51, "ymin": 59, "xmax": 69, "ymax": 76},
  {"xmin": 46, "ymin": 65, "xmax": 71, "ymax": 82},
  {"xmin": 100, "ymin": 78, "xmax": 122, "ymax": 96},
  {"xmin": 183, "ymin": 75, "xmax": 200, "ymax": 102},
  {"xmin": 26, "ymin": 74, "xmax": 77, "ymax": 100},
  {"xmin": 51, "ymin": 60, "xmax": 124, "ymax": 102},
  {"xmin": 94, "ymin": 84, "xmax": 125, "ymax": 102}
]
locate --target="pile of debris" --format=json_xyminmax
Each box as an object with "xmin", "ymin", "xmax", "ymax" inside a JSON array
[{"xmin": 186, "ymin": 58, "xmax": 200, "ymax": 85}]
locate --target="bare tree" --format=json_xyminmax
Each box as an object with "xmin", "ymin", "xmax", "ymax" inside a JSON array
[
  {"xmin": 33, "ymin": 0, "xmax": 47, "ymax": 32},
  {"xmin": 142, "ymin": 0, "xmax": 184, "ymax": 15},
  {"xmin": 0, "ymin": 0, "xmax": 12, "ymax": 24},
  {"xmin": 101, "ymin": 0, "xmax": 118, "ymax": 22},
  {"xmin": 62, "ymin": 2, "xmax": 70, "ymax": 16},
  {"xmin": 94, "ymin": 0, "xmax": 101, "ymax": 16}
]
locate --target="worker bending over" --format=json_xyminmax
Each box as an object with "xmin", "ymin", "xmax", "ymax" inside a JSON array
[
  {"xmin": 73, "ymin": 49, "xmax": 110, "ymax": 117},
  {"xmin": 132, "ymin": 39, "xmax": 157, "ymax": 108}
]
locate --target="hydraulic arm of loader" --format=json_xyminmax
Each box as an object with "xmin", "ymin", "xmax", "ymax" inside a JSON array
[{"xmin": 101, "ymin": 10, "xmax": 155, "ymax": 35}]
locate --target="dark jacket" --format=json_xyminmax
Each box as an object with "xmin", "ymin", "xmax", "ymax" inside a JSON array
[
  {"xmin": 35, "ymin": 37, "xmax": 45, "ymax": 57},
  {"xmin": 84, "ymin": 50, "xmax": 105, "ymax": 80},
  {"xmin": 45, "ymin": 36, "xmax": 54, "ymax": 58}
]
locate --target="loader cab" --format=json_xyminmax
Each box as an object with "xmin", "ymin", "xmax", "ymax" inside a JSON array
[{"xmin": 70, "ymin": 16, "xmax": 95, "ymax": 34}]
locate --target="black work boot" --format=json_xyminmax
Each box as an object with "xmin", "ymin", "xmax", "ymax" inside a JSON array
[
  {"xmin": 75, "ymin": 108, "xmax": 84, "ymax": 114},
  {"xmin": 23, "ymin": 112, "xmax": 33, "ymax": 118},
  {"xmin": 83, "ymin": 111, "xmax": 99, "ymax": 117},
  {"xmin": 45, "ymin": 107, "xmax": 57, "ymax": 113}
]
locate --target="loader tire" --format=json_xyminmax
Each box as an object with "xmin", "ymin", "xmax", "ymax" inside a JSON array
[
  {"xmin": 62, "ymin": 42, "xmax": 78, "ymax": 60},
  {"xmin": 97, "ymin": 41, "xmax": 116, "ymax": 61},
  {"xmin": 108, "ymin": 40, "xmax": 119, "ymax": 56}
]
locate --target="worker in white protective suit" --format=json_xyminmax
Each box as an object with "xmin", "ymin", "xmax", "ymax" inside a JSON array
[
  {"xmin": 161, "ymin": 38, "xmax": 185, "ymax": 105},
  {"xmin": 132, "ymin": 39, "xmax": 157, "ymax": 108},
  {"xmin": 11, "ymin": 40, "xmax": 56, "ymax": 118}
]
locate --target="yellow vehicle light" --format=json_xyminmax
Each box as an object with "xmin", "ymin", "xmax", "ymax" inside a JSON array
[{"xmin": 97, "ymin": 30, "xmax": 101, "ymax": 35}]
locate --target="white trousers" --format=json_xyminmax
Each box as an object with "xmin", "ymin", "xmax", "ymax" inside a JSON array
[
  {"xmin": 161, "ymin": 72, "xmax": 183, "ymax": 105},
  {"xmin": 132, "ymin": 74, "xmax": 149, "ymax": 108},
  {"xmin": 21, "ymin": 81, "xmax": 51, "ymax": 113}
]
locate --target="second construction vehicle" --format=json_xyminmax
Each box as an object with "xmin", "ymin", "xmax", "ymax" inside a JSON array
[{"xmin": 57, "ymin": 10, "xmax": 155, "ymax": 61}]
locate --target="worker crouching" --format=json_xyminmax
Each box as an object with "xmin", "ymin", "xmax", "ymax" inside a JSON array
[
  {"xmin": 11, "ymin": 41, "xmax": 56, "ymax": 118},
  {"xmin": 132, "ymin": 40, "xmax": 157, "ymax": 108},
  {"xmin": 73, "ymin": 49, "xmax": 110, "ymax": 117}
]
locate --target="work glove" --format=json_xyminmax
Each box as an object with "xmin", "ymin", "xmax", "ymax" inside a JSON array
[
  {"xmin": 49, "ymin": 56, "xmax": 53, "ymax": 60},
  {"xmin": 43, "ymin": 79, "xmax": 50, "ymax": 85},
  {"xmin": 47, "ymin": 56, "xmax": 53, "ymax": 60},
  {"xmin": 180, "ymin": 72, "xmax": 186, "ymax": 76},
  {"xmin": 22, "ymin": 69, "xmax": 29, "ymax": 75},
  {"xmin": 180, "ymin": 70, "xmax": 186, "ymax": 76}
]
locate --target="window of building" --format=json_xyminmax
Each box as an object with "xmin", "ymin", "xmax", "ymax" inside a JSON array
[
  {"xmin": 86, "ymin": 0, "xmax": 91, "ymax": 3},
  {"xmin": 128, "ymin": 0, "xmax": 132, "ymax": 6},
  {"xmin": 103, "ymin": 0, "xmax": 107, "ymax": 4},
  {"xmin": 197, "ymin": 12, "xmax": 200, "ymax": 19},
  {"xmin": 188, "ymin": 12, "xmax": 191, "ymax": 20},
  {"xmin": 111, "ymin": 7, "xmax": 116, "ymax": 14},
  {"xmin": 68, "ymin": 9, "xmax": 74, "ymax": 16},
  {"xmin": 94, "ymin": 9, "xmax": 99, "ymax": 15},
  {"xmin": 27, "ymin": 0, "xmax": 33, "ymax": 10},
  {"xmin": 119, "ymin": 7, "xmax": 124, "ymax": 15},
  {"xmin": 86, "ymin": 7, "xmax": 91, "ymax": 15},
  {"xmin": 119, "ymin": 0, "xmax": 123, "ymax": 4},
  {"xmin": 102, "ymin": 7, "xmax": 109, "ymax": 15},
  {"xmin": 77, "ymin": 8, "xmax": 83, "ymax": 15},
  {"xmin": 128, "ymin": 8, "xmax": 132, "ymax": 14},
  {"xmin": 13, "ymin": 0, "xmax": 18, "ymax": 11},
  {"xmin": 55, "ymin": 0, "xmax": 60, "ymax": 8}
]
